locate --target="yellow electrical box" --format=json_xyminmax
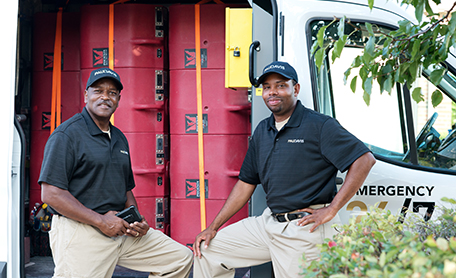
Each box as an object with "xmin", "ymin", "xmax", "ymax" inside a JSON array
[{"xmin": 225, "ymin": 8, "xmax": 252, "ymax": 88}]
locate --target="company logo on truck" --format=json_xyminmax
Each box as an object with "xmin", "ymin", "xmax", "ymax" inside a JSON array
[{"xmin": 349, "ymin": 184, "xmax": 436, "ymax": 221}]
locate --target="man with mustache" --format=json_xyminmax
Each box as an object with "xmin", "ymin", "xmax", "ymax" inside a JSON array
[
  {"xmin": 193, "ymin": 61, "xmax": 376, "ymax": 278},
  {"xmin": 39, "ymin": 68, "xmax": 192, "ymax": 278}
]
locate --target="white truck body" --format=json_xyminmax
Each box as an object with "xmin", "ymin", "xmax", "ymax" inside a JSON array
[{"xmin": 3, "ymin": 0, "xmax": 456, "ymax": 277}]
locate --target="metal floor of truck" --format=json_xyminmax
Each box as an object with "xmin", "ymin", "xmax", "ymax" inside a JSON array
[{"xmin": 25, "ymin": 256, "xmax": 251, "ymax": 278}]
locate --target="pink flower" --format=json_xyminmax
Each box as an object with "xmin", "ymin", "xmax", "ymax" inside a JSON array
[{"xmin": 328, "ymin": 241, "xmax": 337, "ymax": 248}]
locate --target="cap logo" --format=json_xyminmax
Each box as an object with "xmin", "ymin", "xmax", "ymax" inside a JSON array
[
  {"xmin": 94, "ymin": 69, "xmax": 118, "ymax": 78},
  {"xmin": 264, "ymin": 64, "xmax": 286, "ymax": 73}
]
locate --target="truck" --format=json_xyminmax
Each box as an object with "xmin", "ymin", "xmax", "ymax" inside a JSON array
[{"xmin": 2, "ymin": 0, "xmax": 456, "ymax": 277}]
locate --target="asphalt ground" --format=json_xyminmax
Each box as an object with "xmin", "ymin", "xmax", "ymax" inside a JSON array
[{"xmin": 25, "ymin": 256, "xmax": 251, "ymax": 278}]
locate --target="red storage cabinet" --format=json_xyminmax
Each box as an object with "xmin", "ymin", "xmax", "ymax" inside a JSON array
[
  {"xmin": 80, "ymin": 4, "xmax": 167, "ymax": 70},
  {"xmin": 169, "ymin": 4, "xmax": 226, "ymax": 70},
  {"xmin": 170, "ymin": 134, "xmax": 248, "ymax": 200},
  {"xmin": 80, "ymin": 4, "xmax": 109, "ymax": 69},
  {"xmin": 80, "ymin": 68, "xmax": 168, "ymax": 133},
  {"xmin": 80, "ymin": 3, "xmax": 171, "ymax": 237},
  {"xmin": 113, "ymin": 4, "xmax": 168, "ymax": 69},
  {"xmin": 167, "ymin": 3, "xmax": 251, "ymax": 245},
  {"xmin": 109, "ymin": 68, "xmax": 168, "ymax": 133},
  {"xmin": 28, "ymin": 3, "xmax": 256, "ymax": 245},
  {"xmin": 30, "ymin": 11, "xmax": 82, "ymax": 208},
  {"xmin": 132, "ymin": 166, "xmax": 169, "ymax": 198},
  {"xmin": 29, "ymin": 130, "xmax": 51, "ymax": 191},
  {"xmin": 136, "ymin": 196, "xmax": 170, "ymax": 235},
  {"xmin": 170, "ymin": 199, "xmax": 248, "ymax": 247},
  {"xmin": 125, "ymin": 132, "xmax": 169, "ymax": 197},
  {"xmin": 31, "ymin": 71, "xmax": 82, "ymax": 131},
  {"xmin": 33, "ymin": 12, "xmax": 81, "ymax": 72},
  {"xmin": 169, "ymin": 70, "xmax": 250, "ymax": 135}
]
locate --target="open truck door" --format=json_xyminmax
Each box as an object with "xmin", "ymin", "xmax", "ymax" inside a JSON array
[{"xmin": 0, "ymin": 1, "xmax": 25, "ymax": 278}]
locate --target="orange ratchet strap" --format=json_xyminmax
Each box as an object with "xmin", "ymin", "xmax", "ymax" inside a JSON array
[
  {"xmin": 50, "ymin": 8, "xmax": 63, "ymax": 134},
  {"xmin": 195, "ymin": 3, "xmax": 207, "ymax": 231}
]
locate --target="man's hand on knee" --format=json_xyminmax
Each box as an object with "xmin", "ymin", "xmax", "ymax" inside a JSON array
[
  {"xmin": 193, "ymin": 228, "xmax": 217, "ymax": 258},
  {"xmin": 126, "ymin": 217, "xmax": 149, "ymax": 238}
]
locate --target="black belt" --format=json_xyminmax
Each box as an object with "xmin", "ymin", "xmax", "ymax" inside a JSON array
[{"xmin": 272, "ymin": 211, "xmax": 311, "ymax": 222}]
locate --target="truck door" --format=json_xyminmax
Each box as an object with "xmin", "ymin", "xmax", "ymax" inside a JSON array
[
  {"xmin": 249, "ymin": 1, "xmax": 276, "ymax": 276},
  {"xmin": 276, "ymin": 0, "xmax": 456, "ymax": 222},
  {"xmin": 0, "ymin": 1, "xmax": 23, "ymax": 277}
]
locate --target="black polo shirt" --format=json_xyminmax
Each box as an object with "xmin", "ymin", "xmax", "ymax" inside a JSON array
[
  {"xmin": 38, "ymin": 107, "xmax": 135, "ymax": 214},
  {"xmin": 239, "ymin": 101, "xmax": 370, "ymax": 214}
]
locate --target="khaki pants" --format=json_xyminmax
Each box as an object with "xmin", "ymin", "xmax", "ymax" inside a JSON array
[
  {"xmin": 49, "ymin": 216, "xmax": 193, "ymax": 278},
  {"xmin": 193, "ymin": 207, "xmax": 340, "ymax": 278}
]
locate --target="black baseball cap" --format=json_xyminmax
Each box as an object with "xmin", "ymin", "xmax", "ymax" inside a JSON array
[
  {"xmin": 257, "ymin": 61, "xmax": 298, "ymax": 85},
  {"xmin": 86, "ymin": 68, "xmax": 123, "ymax": 91}
]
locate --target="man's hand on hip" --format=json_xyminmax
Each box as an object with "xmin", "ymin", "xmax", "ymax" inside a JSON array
[
  {"xmin": 296, "ymin": 206, "xmax": 338, "ymax": 233},
  {"xmin": 193, "ymin": 227, "xmax": 217, "ymax": 258}
]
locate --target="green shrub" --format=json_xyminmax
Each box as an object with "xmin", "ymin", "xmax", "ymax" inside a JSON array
[{"xmin": 301, "ymin": 198, "xmax": 456, "ymax": 278}]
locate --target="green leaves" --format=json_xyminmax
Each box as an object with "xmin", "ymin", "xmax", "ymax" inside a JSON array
[
  {"xmin": 350, "ymin": 76, "xmax": 357, "ymax": 93},
  {"xmin": 317, "ymin": 25, "xmax": 327, "ymax": 48},
  {"xmin": 332, "ymin": 35, "xmax": 348, "ymax": 63},
  {"xmin": 412, "ymin": 87, "xmax": 424, "ymax": 103},
  {"xmin": 437, "ymin": 237, "xmax": 449, "ymax": 251},
  {"xmin": 429, "ymin": 68, "xmax": 446, "ymax": 85},
  {"xmin": 343, "ymin": 67, "xmax": 351, "ymax": 85},
  {"xmin": 415, "ymin": 0, "xmax": 425, "ymax": 23},
  {"xmin": 366, "ymin": 22, "xmax": 374, "ymax": 36},
  {"xmin": 312, "ymin": 19, "xmax": 338, "ymax": 71},
  {"xmin": 441, "ymin": 197, "xmax": 456, "ymax": 205},
  {"xmin": 432, "ymin": 89, "xmax": 443, "ymax": 107},
  {"xmin": 364, "ymin": 36, "xmax": 376, "ymax": 61},
  {"xmin": 311, "ymin": 0, "xmax": 456, "ymax": 107},
  {"xmin": 368, "ymin": 0, "xmax": 374, "ymax": 10},
  {"xmin": 363, "ymin": 76, "xmax": 373, "ymax": 105},
  {"xmin": 337, "ymin": 16, "xmax": 346, "ymax": 38},
  {"xmin": 314, "ymin": 48, "xmax": 325, "ymax": 71},
  {"xmin": 383, "ymin": 74, "xmax": 393, "ymax": 94}
]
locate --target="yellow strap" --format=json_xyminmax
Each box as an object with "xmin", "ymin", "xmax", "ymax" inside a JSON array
[
  {"xmin": 195, "ymin": 3, "xmax": 207, "ymax": 231},
  {"xmin": 51, "ymin": 8, "xmax": 63, "ymax": 134}
]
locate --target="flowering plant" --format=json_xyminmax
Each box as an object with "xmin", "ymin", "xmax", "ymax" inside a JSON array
[{"xmin": 302, "ymin": 198, "xmax": 456, "ymax": 277}]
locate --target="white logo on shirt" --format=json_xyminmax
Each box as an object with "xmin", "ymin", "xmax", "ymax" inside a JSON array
[
  {"xmin": 120, "ymin": 150, "xmax": 129, "ymax": 155},
  {"xmin": 287, "ymin": 139, "xmax": 305, "ymax": 144}
]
